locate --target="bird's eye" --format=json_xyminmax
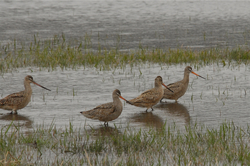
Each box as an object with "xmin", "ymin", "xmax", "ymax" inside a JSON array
[{"xmin": 28, "ymin": 76, "xmax": 33, "ymax": 81}]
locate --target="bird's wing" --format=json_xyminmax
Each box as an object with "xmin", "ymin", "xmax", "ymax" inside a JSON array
[
  {"xmin": 94, "ymin": 102, "xmax": 114, "ymax": 110},
  {"xmin": 129, "ymin": 89, "xmax": 159, "ymax": 104},
  {"xmin": 82, "ymin": 102, "xmax": 115, "ymax": 119},
  {"xmin": 166, "ymin": 82, "xmax": 183, "ymax": 93},
  {"xmin": 0, "ymin": 92, "xmax": 25, "ymax": 106}
]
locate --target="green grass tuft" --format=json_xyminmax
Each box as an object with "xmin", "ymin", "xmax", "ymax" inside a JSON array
[
  {"xmin": 0, "ymin": 34, "xmax": 250, "ymax": 74},
  {"xmin": 1, "ymin": 122, "xmax": 250, "ymax": 165}
]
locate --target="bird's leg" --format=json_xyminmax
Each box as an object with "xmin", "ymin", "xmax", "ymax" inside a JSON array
[
  {"xmin": 160, "ymin": 98, "xmax": 167, "ymax": 103},
  {"xmin": 104, "ymin": 122, "xmax": 108, "ymax": 127},
  {"xmin": 10, "ymin": 109, "xmax": 17, "ymax": 114}
]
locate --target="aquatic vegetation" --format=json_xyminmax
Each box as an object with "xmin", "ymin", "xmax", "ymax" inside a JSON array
[
  {"xmin": 0, "ymin": 34, "xmax": 249, "ymax": 74},
  {"xmin": 1, "ymin": 122, "xmax": 250, "ymax": 165},
  {"xmin": 0, "ymin": 34, "xmax": 249, "ymax": 165}
]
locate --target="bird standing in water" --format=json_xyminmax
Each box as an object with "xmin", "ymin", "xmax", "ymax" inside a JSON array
[
  {"xmin": 127, "ymin": 76, "xmax": 173, "ymax": 112},
  {"xmin": 161, "ymin": 66, "xmax": 205, "ymax": 102},
  {"xmin": 80, "ymin": 89, "xmax": 130, "ymax": 126},
  {"xmin": 0, "ymin": 75, "xmax": 51, "ymax": 114}
]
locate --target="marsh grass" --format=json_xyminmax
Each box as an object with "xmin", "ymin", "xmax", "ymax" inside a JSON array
[
  {"xmin": 1, "ymin": 34, "xmax": 250, "ymax": 165},
  {"xmin": 1, "ymin": 122, "xmax": 250, "ymax": 165},
  {"xmin": 0, "ymin": 34, "xmax": 250, "ymax": 74}
]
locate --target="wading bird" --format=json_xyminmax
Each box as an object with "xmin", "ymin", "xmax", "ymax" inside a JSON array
[
  {"xmin": 161, "ymin": 66, "xmax": 205, "ymax": 102},
  {"xmin": 80, "ymin": 89, "xmax": 130, "ymax": 126},
  {"xmin": 0, "ymin": 75, "xmax": 51, "ymax": 114},
  {"xmin": 127, "ymin": 76, "xmax": 173, "ymax": 112}
]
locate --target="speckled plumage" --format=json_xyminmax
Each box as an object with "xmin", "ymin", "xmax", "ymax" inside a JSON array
[
  {"xmin": 128, "ymin": 76, "xmax": 171, "ymax": 112},
  {"xmin": 0, "ymin": 75, "xmax": 51, "ymax": 114},
  {"xmin": 80, "ymin": 89, "xmax": 128, "ymax": 126},
  {"xmin": 161, "ymin": 66, "xmax": 205, "ymax": 102}
]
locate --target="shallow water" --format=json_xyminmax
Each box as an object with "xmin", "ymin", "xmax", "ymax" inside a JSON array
[
  {"xmin": 0, "ymin": 64, "xmax": 250, "ymax": 131},
  {"xmin": 0, "ymin": 0, "xmax": 250, "ymax": 50}
]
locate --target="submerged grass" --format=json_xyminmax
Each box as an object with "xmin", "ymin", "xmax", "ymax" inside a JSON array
[
  {"xmin": 0, "ymin": 34, "xmax": 250, "ymax": 73},
  {"xmin": 0, "ymin": 122, "xmax": 250, "ymax": 165}
]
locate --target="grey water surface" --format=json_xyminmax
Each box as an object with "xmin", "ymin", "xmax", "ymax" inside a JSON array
[
  {"xmin": 0, "ymin": 0, "xmax": 250, "ymax": 131},
  {"xmin": 0, "ymin": 0, "xmax": 250, "ymax": 50},
  {"xmin": 0, "ymin": 64, "xmax": 249, "ymax": 131}
]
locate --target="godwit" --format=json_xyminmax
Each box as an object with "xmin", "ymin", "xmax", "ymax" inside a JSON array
[
  {"xmin": 161, "ymin": 66, "xmax": 205, "ymax": 102},
  {"xmin": 0, "ymin": 75, "xmax": 51, "ymax": 114},
  {"xmin": 80, "ymin": 89, "xmax": 130, "ymax": 126},
  {"xmin": 127, "ymin": 76, "xmax": 173, "ymax": 112}
]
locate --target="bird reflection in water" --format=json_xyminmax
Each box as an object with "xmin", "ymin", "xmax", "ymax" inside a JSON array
[
  {"xmin": 130, "ymin": 112, "xmax": 164, "ymax": 129},
  {"xmin": 155, "ymin": 102, "xmax": 190, "ymax": 125},
  {"xmin": 85, "ymin": 125, "xmax": 121, "ymax": 137},
  {"xmin": 0, "ymin": 114, "xmax": 33, "ymax": 129}
]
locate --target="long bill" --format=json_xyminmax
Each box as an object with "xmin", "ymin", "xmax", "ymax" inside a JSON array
[
  {"xmin": 191, "ymin": 71, "xmax": 206, "ymax": 79},
  {"xmin": 119, "ymin": 96, "xmax": 132, "ymax": 104},
  {"xmin": 32, "ymin": 81, "xmax": 51, "ymax": 91},
  {"xmin": 162, "ymin": 83, "xmax": 174, "ymax": 93}
]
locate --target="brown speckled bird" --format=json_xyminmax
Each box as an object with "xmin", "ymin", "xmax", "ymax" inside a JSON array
[
  {"xmin": 80, "ymin": 89, "xmax": 129, "ymax": 126},
  {"xmin": 0, "ymin": 75, "xmax": 51, "ymax": 114},
  {"xmin": 127, "ymin": 76, "xmax": 173, "ymax": 112},
  {"xmin": 161, "ymin": 66, "xmax": 205, "ymax": 102}
]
